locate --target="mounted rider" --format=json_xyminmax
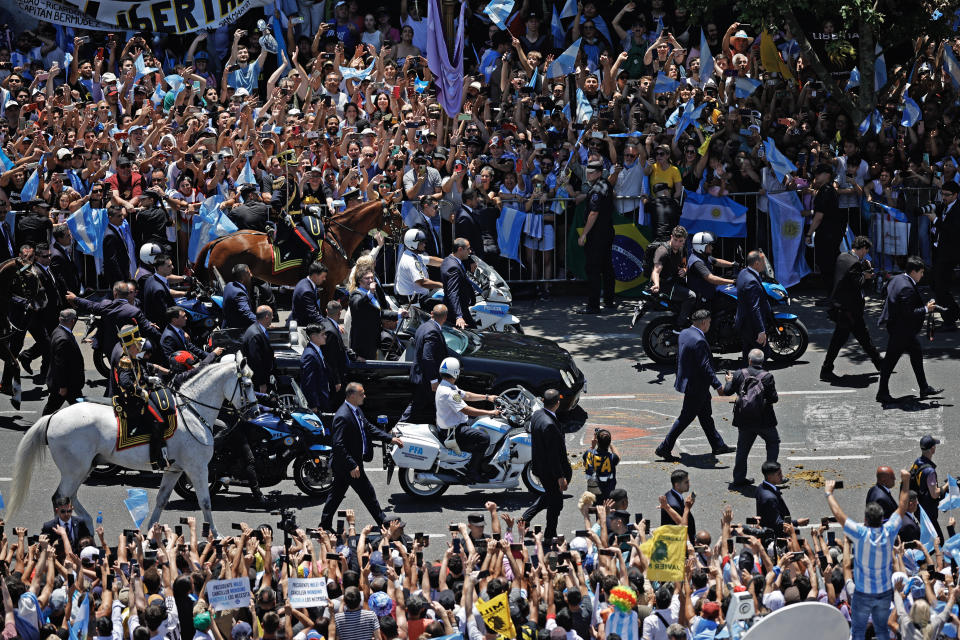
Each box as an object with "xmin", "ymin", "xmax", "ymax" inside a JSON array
[{"xmin": 271, "ymin": 151, "xmax": 326, "ymax": 262}]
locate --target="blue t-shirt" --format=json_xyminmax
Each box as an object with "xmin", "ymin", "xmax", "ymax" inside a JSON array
[{"xmin": 228, "ymin": 61, "xmax": 261, "ymax": 93}]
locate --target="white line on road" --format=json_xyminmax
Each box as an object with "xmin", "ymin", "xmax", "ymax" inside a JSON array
[
  {"xmin": 0, "ymin": 477, "xmax": 10, "ymax": 482},
  {"xmin": 0, "ymin": 410, "xmax": 36, "ymax": 415},
  {"xmin": 779, "ymin": 390, "xmax": 856, "ymax": 395},
  {"xmin": 618, "ymin": 460, "xmax": 651, "ymax": 465},
  {"xmin": 580, "ymin": 395, "xmax": 637, "ymax": 400},
  {"xmin": 787, "ymin": 455, "xmax": 872, "ymax": 461}
]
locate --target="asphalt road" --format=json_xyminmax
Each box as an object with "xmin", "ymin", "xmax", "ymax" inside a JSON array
[{"xmin": 1, "ymin": 290, "xmax": 958, "ymax": 546}]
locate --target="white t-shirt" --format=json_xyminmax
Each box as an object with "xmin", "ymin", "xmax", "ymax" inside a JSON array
[
  {"xmin": 395, "ymin": 249, "xmax": 430, "ymax": 296},
  {"xmin": 402, "ymin": 16, "xmax": 429, "ymax": 53},
  {"xmin": 435, "ymin": 380, "xmax": 468, "ymax": 429}
]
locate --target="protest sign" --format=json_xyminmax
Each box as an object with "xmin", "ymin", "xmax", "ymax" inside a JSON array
[
  {"xmin": 206, "ymin": 578, "xmax": 251, "ymax": 611},
  {"xmin": 287, "ymin": 579, "xmax": 328, "ymax": 608}
]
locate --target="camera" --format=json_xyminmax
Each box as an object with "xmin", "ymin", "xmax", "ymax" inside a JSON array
[
  {"xmin": 272, "ymin": 504, "xmax": 298, "ymax": 534},
  {"xmin": 918, "ymin": 202, "xmax": 937, "ymax": 216}
]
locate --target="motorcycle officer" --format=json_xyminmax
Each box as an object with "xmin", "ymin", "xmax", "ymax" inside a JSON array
[
  {"xmin": 395, "ymin": 229, "xmax": 442, "ymax": 306},
  {"xmin": 650, "ymin": 225, "xmax": 697, "ymax": 328},
  {"xmin": 435, "ymin": 357, "xmax": 500, "ymax": 483},
  {"xmin": 686, "ymin": 232, "xmax": 736, "ymax": 310}
]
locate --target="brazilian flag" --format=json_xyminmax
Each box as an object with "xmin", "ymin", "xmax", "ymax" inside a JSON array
[{"xmin": 565, "ymin": 202, "xmax": 652, "ymax": 297}]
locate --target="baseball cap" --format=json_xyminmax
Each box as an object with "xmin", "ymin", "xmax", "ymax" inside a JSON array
[
  {"xmin": 921, "ymin": 435, "xmax": 941, "ymax": 449},
  {"xmin": 231, "ymin": 622, "xmax": 253, "ymax": 640},
  {"xmin": 56, "ymin": 148, "xmax": 73, "ymax": 160},
  {"xmin": 702, "ymin": 601, "xmax": 720, "ymax": 619},
  {"xmin": 101, "ymin": 72, "xmax": 118, "ymax": 84},
  {"xmin": 80, "ymin": 546, "xmax": 100, "ymax": 564},
  {"xmin": 467, "ymin": 514, "xmax": 484, "ymax": 525},
  {"xmin": 194, "ymin": 51, "xmax": 210, "ymax": 60},
  {"xmin": 586, "ymin": 161, "xmax": 604, "ymax": 171},
  {"xmin": 368, "ymin": 591, "xmax": 394, "ymax": 616},
  {"xmin": 234, "ymin": 88, "xmax": 250, "ymax": 97},
  {"xmin": 5, "ymin": 100, "xmax": 18, "ymax": 109}
]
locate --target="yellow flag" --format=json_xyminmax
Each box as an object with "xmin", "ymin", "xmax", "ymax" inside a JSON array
[
  {"xmin": 760, "ymin": 30, "xmax": 794, "ymax": 80},
  {"xmin": 477, "ymin": 592, "xmax": 516, "ymax": 639},
  {"xmin": 639, "ymin": 524, "xmax": 687, "ymax": 582},
  {"xmin": 698, "ymin": 134, "xmax": 713, "ymax": 156}
]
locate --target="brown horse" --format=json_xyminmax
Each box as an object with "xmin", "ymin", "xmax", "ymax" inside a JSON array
[{"xmin": 193, "ymin": 199, "xmax": 404, "ymax": 302}]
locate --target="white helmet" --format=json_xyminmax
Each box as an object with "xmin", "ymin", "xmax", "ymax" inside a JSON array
[
  {"xmin": 139, "ymin": 243, "xmax": 163, "ymax": 265},
  {"xmin": 439, "ymin": 357, "xmax": 461, "ymax": 379},
  {"xmin": 403, "ymin": 228, "xmax": 426, "ymax": 251},
  {"xmin": 691, "ymin": 231, "xmax": 715, "ymax": 254}
]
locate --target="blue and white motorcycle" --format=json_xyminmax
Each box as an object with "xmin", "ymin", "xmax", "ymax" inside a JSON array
[
  {"xmin": 429, "ymin": 256, "xmax": 522, "ymax": 333},
  {"xmin": 631, "ymin": 274, "xmax": 808, "ymax": 365},
  {"xmin": 385, "ymin": 387, "xmax": 544, "ymax": 498}
]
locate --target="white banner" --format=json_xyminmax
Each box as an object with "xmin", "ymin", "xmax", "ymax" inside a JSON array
[
  {"xmin": 206, "ymin": 578, "xmax": 251, "ymax": 611},
  {"xmin": 16, "ymin": 0, "xmax": 116, "ymax": 30},
  {"xmin": 60, "ymin": 0, "xmax": 271, "ymax": 34},
  {"xmin": 287, "ymin": 578, "xmax": 328, "ymax": 608}
]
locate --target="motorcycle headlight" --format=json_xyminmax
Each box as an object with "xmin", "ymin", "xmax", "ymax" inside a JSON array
[{"xmin": 501, "ymin": 289, "xmax": 513, "ymax": 304}]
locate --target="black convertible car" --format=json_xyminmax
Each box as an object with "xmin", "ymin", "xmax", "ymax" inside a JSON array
[{"xmin": 274, "ymin": 322, "xmax": 585, "ymax": 423}]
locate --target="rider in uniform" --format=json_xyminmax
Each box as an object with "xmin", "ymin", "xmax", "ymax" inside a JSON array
[
  {"xmin": 113, "ymin": 325, "xmax": 174, "ymax": 471},
  {"xmin": 271, "ymin": 152, "xmax": 325, "ymax": 257},
  {"xmin": 686, "ymin": 231, "xmax": 736, "ymax": 309},
  {"xmin": 434, "ymin": 357, "xmax": 500, "ymax": 483}
]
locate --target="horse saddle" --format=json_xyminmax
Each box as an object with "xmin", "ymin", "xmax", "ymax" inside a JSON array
[
  {"xmin": 114, "ymin": 388, "xmax": 177, "ymax": 450},
  {"xmin": 270, "ymin": 215, "xmax": 325, "ymax": 274}
]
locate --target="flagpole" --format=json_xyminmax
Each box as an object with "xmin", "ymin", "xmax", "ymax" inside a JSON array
[{"xmin": 443, "ymin": 0, "xmax": 457, "ymax": 58}]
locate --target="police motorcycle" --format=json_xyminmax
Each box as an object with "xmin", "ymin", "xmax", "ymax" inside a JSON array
[
  {"xmin": 173, "ymin": 379, "xmax": 334, "ymax": 500},
  {"xmin": 427, "ymin": 255, "xmax": 523, "ymax": 333},
  {"xmin": 629, "ymin": 240, "xmax": 808, "ymax": 365},
  {"xmin": 384, "ymin": 384, "xmax": 545, "ymax": 498}
]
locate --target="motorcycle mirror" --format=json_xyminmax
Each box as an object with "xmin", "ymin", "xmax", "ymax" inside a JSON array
[{"xmin": 269, "ymin": 375, "xmax": 277, "ymax": 385}]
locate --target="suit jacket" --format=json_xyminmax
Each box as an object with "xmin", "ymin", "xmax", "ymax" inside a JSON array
[
  {"xmin": 41, "ymin": 516, "xmax": 92, "ymax": 549},
  {"xmin": 674, "ymin": 326, "xmax": 720, "ymax": 393},
  {"xmin": 240, "ymin": 323, "xmax": 275, "ymax": 387},
  {"xmin": 223, "ymin": 282, "xmax": 258, "ymax": 330},
  {"xmin": 101, "ymin": 224, "xmax": 130, "ymax": 286},
  {"xmin": 160, "ymin": 325, "xmax": 205, "ymax": 365},
  {"xmin": 879, "ymin": 273, "xmax": 926, "ymax": 335},
  {"xmin": 410, "ymin": 320, "xmax": 448, "ymax": 386},
  {"xmin": 733, "ymin": 268, "xmax": 770, "ymax": 336},
  {"xmin": 441, "ymin": 255, "xmax": 476, "ymax": 327},
  {"xmin": 348, "ymin": 290, "xmax": 382, "ymax": 360},
  {"xmin": 0, "ymin": 219, "xmax": 14, "ymax": 262},
  {"xmin": 142, "ymin": 274, "xmax": 174, "ymax": 327},
  {"xmin": 899, "ymin": 510, "xmax": 922, "ymax": 543},
  {"xmin": 866, "ymin": 483, "xmax": 898, "ymax": 521},
  {"xmin": 661, "ymin": 489, "xmax": 696, "ymax": 542},
  {"xmin": 529, "ymin": 409, "xmax": 571, "ymax": 482},
  {"xmin": 330, "ymin": 401, "xmax": 393, "ymax": 473},
  {"xmin": 50, "ymin": 242, "xmax": 81, "ymax": 296},
  {"xmin": 722, "ymin": 365, "xmax": 778, "ymax": 428},
  {"xmin": 35, "ymin": 264, "xmax": 61, "ymax": 329},
  {"xmin": 300, "ymin": 343, "xmax": 332, "ymax": 411},
  {"xmin": 933, "ymin": 200, "xmax": 960, "ymax": 255},
  {"xmin": 756, "ymin": 481, "xmax": 793, "ymax": 536},
  {"xmin": 71, "ymin": 296, "xmax": 160, "ymax": 356},
  {"xmin": 291, "ymin": 277, "xmax": 325, "ymax": 328},
  {"xmin": 46, "ymin": 325, "xmax": 84, "ymax": 394},
  {"xmin": 411, "ymin": 216, "xmax": 441, "ymax": 257},
  {"xmin": 455, "ymin": 206, "xmax": 484, "ymax": 259},
  {"xmin": 319, "ymin": 317, "xmax": 349, "ymax": 387},
  {"xmin": 831, "ymin": 251, "xmax": 869, "ymax": 314}
]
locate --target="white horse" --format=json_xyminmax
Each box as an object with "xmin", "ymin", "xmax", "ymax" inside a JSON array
[{"xmin": 7, "ymin": 356, "xmax": 257, "ymax": 537}]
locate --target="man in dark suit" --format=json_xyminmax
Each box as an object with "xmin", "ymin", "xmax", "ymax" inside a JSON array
[
  {"xmin": 928, "ymin": 181, "xmax": 960, "ymax": 329},
  {"xmin": 141, "ymin": 254, "xmax": 177, "ymax": 328},
  {"xmin": 320, "ymin": 382, "xmax": 403, "ymax": 530},
  {"xmin": 0, "ymin": 200, "xmax": 14, "ymax": 263},
  {"xmin": 721, "ymin": 348, "xmax": 780, "ymax": 487},
  {"xmin": 401, "ymin": 304, "xmax": 450, "ymax": 423},
  {"xmin": 441, "ymin": 238, "xmax": 477, "ymax": 329},
  {"xmin": 821, "ymin": 236, "xmax": 882, "ymax": 381},
  {"xmin": 455, "ymin": 190, "xmax": 484, "ymax": 262},
  {"xmin": 160, "ymin": 306, "xmax": 216, "ymax": 366},
  {"xmin": 320, "ymin": 301, "xmax": 349, "ymax": 404},
  {"xmin": 876, "ymin": 256, "xmax": 941, "ymax": 403},
  {"xmin": 378, "ymin": 310, "xmax": 403, "ymax": 360},
  {"xmin": 655, "ymin": 309, "xmax": 734, "ymax": 461},
  {"xmin": 101, "ymin": 206, "xmax": 131, "ymax": 287},
  {"xmin": 67, "ymin": 282, "xmax": 161, "ymax": 368},
  {"xmin": 756, "ymin": 461, "xmax": 809, "ymax": 536},
  {"xmin": 241, "ymin": 306, "xmax": 275, "ymax": 392},
  {"xmin": 300, "ymin": 324, "xmax": 333, "ymax": 413},
  {"xmin": 899, "ymin": 491, "xmax": 922, "ymax": 543},
  {"xmin": 291, "ymin": 262, "xmax": 328, "ymax": 328},
  {"xmin": 348, "ymin": 268, "xmax": 382, "ymax": 361},
  {"xmin": 41, "ymin": 309, "xmax": 85, "ymax": 415},
  {"xmin": 222, "ymin": 264, "xmax": 258, "ymax": 331},
  {"xmin": 520, "ymin": 390, "xmax": 571, "ymax": 540},
  {"xmin": 734, "ymin": 250, "xmax": 772, "ymax": 362},
  {"xmin": 865, "ymin": 466, "xmax": 898, "ymax": 521},
  {"xmin": 50, "ymin": 225, "xmax": 82, "ymax": 296},
  {"xmin": 411, "ymin": 195, "xmax": 442, "ymax": 259},
  {"xmin": 41, "ymin": 496, "xmax": 92, "ymax": 553},
  {"xmin": 19, "ymin": 243, "xmax": 61, "ymax": 379},
  {"xmin": 661, "ymin": 469, "xmax": 696, "ymax": 542}
]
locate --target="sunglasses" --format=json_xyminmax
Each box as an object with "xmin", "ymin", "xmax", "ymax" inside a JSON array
[
  {"xmin": 624, "ymin": 153, "xmax": 637, "ymax": 158},
  {"xmin": 656, "ymin": 151, "xmax": 668, "ymax": 156}
]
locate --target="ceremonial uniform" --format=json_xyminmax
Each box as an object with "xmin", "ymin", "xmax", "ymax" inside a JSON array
[
  {"xmin": 583, "ymin": 178, "xmax": 615, "ymax": 311},
  {"xmin": 112, "ymin": 339, "xmax": 170, "ymax": 470}
]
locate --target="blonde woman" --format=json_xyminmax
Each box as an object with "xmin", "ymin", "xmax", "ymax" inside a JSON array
[{"xmin": 893, "ymin": 580, "xmax": 956, "ymax": 640}]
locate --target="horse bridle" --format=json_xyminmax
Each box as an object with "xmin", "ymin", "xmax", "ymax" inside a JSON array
[
  {"xmin": 324, "ymin": 202, "xmax": 404, "ymax": 246},
  {"xmin": 175, "ymin": 359, "xmax": 257, "ymax": 433}
]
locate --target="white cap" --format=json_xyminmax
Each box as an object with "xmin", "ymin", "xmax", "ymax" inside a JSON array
[
  {"xmin": 56, "ymin": 148, "xmax": 73, "ymax": 160},
  {"xmin": 469, "ymin": 81, "xmax": 482, "ymax": 91},
  {"xmin": 80, "ymin": 546, "xmax": 100, "ymax": 563},
  {"xmin": 234, "ymin": 88, "xmax": 250, "ymax": 97},
  {"xmin": 101, "ymin": 72, "xmax": 118, "ymax": 84}
]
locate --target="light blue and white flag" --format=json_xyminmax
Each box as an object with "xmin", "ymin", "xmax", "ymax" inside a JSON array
[
  {"xmin": 401, "ymin": 200, "xmax": 420, "ymax": 228},
  {"xmin": 164, "ymin": 74, "xmax": 185, "ymax": 93},
  {"xmin": 414, "ymin": 78, "xmax": 430, "ymax": 93},
  {"xmin": 134, "ymin": 53, "xmax": 158, "ymax": 82},
  {"xmin": 496, "ymin": 207, "xmax": 525, "ymax": 266},
  {"xmin": 764, "ymin": 137, "xmax": 798, "ymax": 182},
  {"xmin": 654, "ymin": 72, "xmax": 679, "ymax": 94},
  {"xmin": 479, "ymin": 48, "xmax": 501, "ymax": 82},
  {"xmin": 548, "ymin": 38, "xmax": 581, "ymax": 78},
  {"xmin": 673, "ymin": 98, "xmax": 707, "ymax": 142},
  {"xmin": 734, "ymin": 76, "xmax": 761, "ymax": 98},
  {"xmin": 65, "ymin": 204, "xmax": 108, "ymax": 260},
  {"xmin": 919, "ymin": 506, "xmax": 939, "ymax": 552},
  {"xmin": 0, "ymin": 147, "xmax": 13, "ymax": 171},
  {"xmin": 699, "ymin": 29, "xmax": 714, "ymax": 89},
  {"xmin": 679, "ymin": 190, "xmax": 747, "ymax": 238},
  {"xmin": 846, "ymin": 67, "xmax": 860, "ymax": 90},
  {"xmin": 20, "ymin": 157, "xmax": 43, "ymax": 202},
  {"xmin": 68, "ymin": 591, "xmax": 89, "ymax": 640},
  {"xmin": 188, "ymin": 194, "xmax": 234, "ymax": 263},
  {"xmin": 767, "ymin": 191, "xmax": 810, "ymax": 288},
  {"xmin": 858, "ymin": 110, "xmax": 883, "ymax": 136},
  {"xmin": 560, "ymin": 0, "xmax": 577, "ymax": 19},
  {"xmin": 874, "ymin": 44, "xmax": 887, "ymax": 91},
  {"xmin": 484, "ymin": 0, "xmax": 515, "ymax": 30},
  {"xmin": 551, "ymin": 6, "xmax": 565, "ymax": 49},
  {"xmin": 339, "ymin": 59, "xmax": 376, "ymax": 82},
  {"xmin": 944, "ymin": 532, "xmax": 960, "ymax": 560},
  {"xmin": 237, "ymin": 159, "xmax": 257, "ymax": 186},
  {"xmin": 528, "ymin": 65, "xmax": 538, "ymax": 88},
  {"xmin": 124, "ymin": 488, "xmax": 149, "ymax": 529},
  {"xmin": 561, "ymin": 88, "xmax": 593, "ymax": 123},
  {"xmin": 902, "ymin": 96, "xmax": 922, "ymax": 127},
  {"xmin": 944, "ymin": 45, "xmax": 960, "ymax": 90},
  {"xmin": 940, "ymin": 475, "xmax": 960, "ymax": 512}
]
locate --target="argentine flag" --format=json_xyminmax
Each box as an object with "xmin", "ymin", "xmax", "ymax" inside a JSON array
[
  {"xmin": 560, "ymin": 0, "xmax": 577, "ymax": 19},
  {"xmin": 339, "ymin": 59, "xmax": 376, "ymax": 82},
  {"xmin": 551, "ymin": 6, "xmax": 565, "ymax": 49},
  {"xmin": 901, "ymin": 97, "xmax": 921, "ymax": 127},
  {"xmin": 698, "ymin": 29, "xmax": 714, "ymax": 89},
  {"xmin": 548, "ymin": 39, "xmax": 581, "ymax": 78},
  {"xmin": 919, "ymin": 506, "xmax": 939, "ymax": 552},
  {"xmin": 679, "ymin": 190, "xmax": 747, "ymax": 238},
  {"xmin": 20, "ymin": 157, "xmax": 43, "ymax": 202},
  {"xmin": 237, "ymin": 159, "xmax": 257, "ymax": 186},
  {"xmin": 0, "ymin": 147, "xmax": 13, "ymax": 171},
  {"xmin": 484, "ymin": 0, "xmax": 514, "ymax": 30},
  {"xmin": 767, "ymin": 192, "xmax": 810, "ymax": 288},
  {"xmin": 940, "ymin": 475, "xmax": 960, "ymax": 511},
  {"xmin": 66, "ymin": 204, "xmax": 108, "ymax": 260},
  {"xmin": 124, "ymin": 488, "xmax": 149, "ymax": 529},
  {"xmin": 188, "ymin": 194, "xmax": 235, "ymax": 263},
  {"xmin": 734, "ymin": 76, "xmax": 761, "ymax": 98},
  {"xmin": 654, "ymin": 72, "xmax": 679, "ymax": 94},
  {"xmin": 764, "ymin": 137, "xmax": 798, "ymax": 182},
  {"xmin": 561, "ymin": 88, "xmax": 593, "ymax": 123},
  {"xmin": 496, "ymin": 207, "xmax": 525, "ymax": 266},
  {"xmin": 946, "ymin": 45, "xmax": 960, "ymax": 90}
]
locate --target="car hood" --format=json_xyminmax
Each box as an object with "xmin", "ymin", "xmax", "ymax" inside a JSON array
[{"xmin": 467, "ymin": 331, "xmax": 574, "ymax": 369}]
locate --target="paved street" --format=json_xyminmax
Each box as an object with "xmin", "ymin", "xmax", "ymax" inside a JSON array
[{"xmin": 1, "ymin": 290, "xmax": 957, "ymax": 543}]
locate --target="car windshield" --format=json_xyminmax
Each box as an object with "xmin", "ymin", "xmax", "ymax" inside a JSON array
[{"xmin": 442, "ymin": 326, "xmax": 481, "ymax": 355}]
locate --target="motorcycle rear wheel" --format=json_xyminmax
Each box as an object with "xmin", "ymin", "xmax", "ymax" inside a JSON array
[
  {"xmin": 88, "ymin": 464, "xmax": 123, "ymax": 479},
  {"xmin": 293, "ymin": 454, "xmax": 335, "ymax": 497},
  {"xmin": 504, "ymin": 323, "xmax": 524, "ymax": 334},
  {"xmin": 642, "ymin": 316, "xmax": 679, "ymax": 364},
  {"xmin": 522, "ymin": 462, "xmax": 545, "ymax": 494},
  {"xmin": 398, "ymin": 468, "xmax": 449, "ymax": 498},
  {"xmin": 768, "ymin": 319, "xmax": 809, "ymax": 363}
]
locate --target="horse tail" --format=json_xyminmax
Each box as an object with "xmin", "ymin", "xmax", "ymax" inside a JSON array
[{"xmin": 8, "ymin": 415, "xmax": 51, "ymax": 515}]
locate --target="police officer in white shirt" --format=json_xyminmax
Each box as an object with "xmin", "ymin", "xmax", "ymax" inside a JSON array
[
  {"xmin": 396, "ymin": 228, "xmax": 442, "ymax": 305},
  {"xmin": 435, "ymin": 357, "xmax": 500, "ymax": 483}
]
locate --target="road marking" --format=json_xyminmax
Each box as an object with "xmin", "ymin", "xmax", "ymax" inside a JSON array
[
  {"xmin": 0, "ymin": 477, "xmax": 10, "ymax": 481},
  {"xmin": 779, "ymin": 390, "xmax": 855, "ymax": 395},
  {"xmin": 786, "ymin": 455, "xmax": 871, "ymax": 461},
  {"xmin": 0, "ymin": 410, "xmax": 36, "ymax": 415},
  {"xmin": 581, "ymin": 395, "xmax": 637, "ymax": 400}
]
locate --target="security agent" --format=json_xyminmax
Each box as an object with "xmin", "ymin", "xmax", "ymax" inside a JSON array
[
  {"xmin": 875, "ymin": 255, "xmax": 942, "ymax": 404},
  {"xmin": 435, "ymin": 357, "xmax": 499, "ymax": 483},
  {"xmin": 686, "ymin": 231, "xmax": 735, "ymax": 307},
  {"xmin": 721, "ymin": 348, "xmax": 779, "ymax": 488},
  {"xmin": 924, "ymin": 180, "xmax": 960, "ymax": 330},
  {"xmin": 441, "ymin": 238, "xmax": 477, "ymax": 329},
  {"xmin": 291, "ymin": 261, "xmax": 329, "ymax": 328},
  {"xmin": 228, "ymin": 184, "xmax": 273, "ymax": 232},
  {"xmin": 401, "ymin": 304, "xmax": 450, "ymax": 423},
  {"xmin": 395, "ymin": 229, "xmax": 442, "ymax": 305},
  {"xmin": 733, "ymin": 250, "xmax": 772, "ymax": 362},
  {"xmin": 222, "ymin": 263, "xmax": 259, "ymax": 331},
  {"xmin": 821, "ymin": 235, "xmax": 882, "ymax": 381},
  {"xmin": 520, "ymin": 389, "xmax": 572, "ymax": 541},
  {"xmin": 865, "ymin": 466, "xmax": 898, "ymax": 521},
  {"xmin": 661, "ymin": 469, "xmax": 697, "ymax": 542},
  {"xmin": 756, "ymin": 461, "xmax": 809, "ymax": 536},
  {"xmin": 576, "ymin": 160, "xmax": 616, "ymax": 314},
  {"xmin": 66, "ymin": 281, "xmax": 162, "ymax": 365}
]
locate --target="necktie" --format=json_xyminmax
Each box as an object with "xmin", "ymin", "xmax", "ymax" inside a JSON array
[{"xmin": 354, "ymin": 408, "xmax": 368, "ymax": 456}]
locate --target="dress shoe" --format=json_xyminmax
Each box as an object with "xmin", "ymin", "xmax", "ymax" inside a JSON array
[
  {"xmin": 819, "ymin": 367, "xmax": 840, "ymax": 382},
  {"xmin": 654, "ymin": 446, "xmax": 681, "ymax": 462},
  {"xmin": 575, "ymin": 306, "xmax": 601, "ymax": 315},
  {"xmin": 17, "ymin": 353, "xmax": 33, "ymax": 375},
  {"xmin": 920, "ymin": 386, "xmax": 944, "ymax": 398},
  {"xmin": 731, "ymin": 478, "xmax": 755, "ymax": 487},
  {"xmin": 875, "ymin": 393, "xmax": 895, "ymax": 404},
  {"xmin": 712, "ymin": 444, "xmax": 736, "ymax": 455}
]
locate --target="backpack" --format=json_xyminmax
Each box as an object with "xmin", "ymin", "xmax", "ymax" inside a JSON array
[
  {"xmin": 642, "ymin": 241, "xmax": 665, "ymax": 278},
  {"xmin": 733, "ymin": 369, "xmax": 768, "ymax": 423},
  {"xmin": 909, "ymin": 459, "xmax": 934, "ymax": 498}
]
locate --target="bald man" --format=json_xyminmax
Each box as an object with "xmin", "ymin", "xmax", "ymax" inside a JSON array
[
  {"xmin": 865, "ymin": 465, "xmax": 898, "ymax": 521},
  {"xmin": 241, "ymin": 305, "xmax": 276, "ymax": 392}
]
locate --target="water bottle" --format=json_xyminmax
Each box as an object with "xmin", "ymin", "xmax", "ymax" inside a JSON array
[{"xmin": 96, "ymin": 511, "xmax": 103, "ymax": 527}]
